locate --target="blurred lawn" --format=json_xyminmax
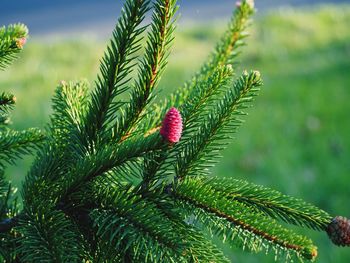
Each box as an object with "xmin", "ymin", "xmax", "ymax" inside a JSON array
[{"xmin": 1, "ymin": 4, "xmax": 350, "ymax": 263}]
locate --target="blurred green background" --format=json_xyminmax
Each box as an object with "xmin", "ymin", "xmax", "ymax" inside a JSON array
[{"xmin": 1, "ymin": 4, "xmax": 350, "ymax": 263}]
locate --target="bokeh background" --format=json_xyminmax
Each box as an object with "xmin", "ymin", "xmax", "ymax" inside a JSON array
[{"xmin": 1, "ymin": 0, "xmax": 350, "ymax": 262}]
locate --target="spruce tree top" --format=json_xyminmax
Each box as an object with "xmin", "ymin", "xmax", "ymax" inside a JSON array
[{"xmin": 0, "ymin": 0, "xmax": 349, "ymax": 262}]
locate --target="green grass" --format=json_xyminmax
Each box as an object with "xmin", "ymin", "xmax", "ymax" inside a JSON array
[{"xmin": 1, "ymin": 4, "xmax": 350, "ymax": 262}]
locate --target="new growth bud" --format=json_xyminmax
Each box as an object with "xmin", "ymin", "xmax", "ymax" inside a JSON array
[
  {"xmin": 252, "ymin": 70, "xmax": 261, "ymax": 79},
  {"xmin": 160, "ymin": 107, "xmax": 183, "ymax": 143},
  {"xmin": 16, "ymin": 37, "xmax": 27, "ymax": 49},
  {"xmin": 249, "ymin": 70, "xmax": 262, "ymax": 86},
  {"xmin": 236, "ymin": 0, "xmax": 255, "ymax": 15},
  {"xmin": 246, "ymin": 0, "xmax": 255, "ymax": 9}
]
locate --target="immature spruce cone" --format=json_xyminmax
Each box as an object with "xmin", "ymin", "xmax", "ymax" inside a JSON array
[
  {"xmin": 326, "ymin": 216, "xmax": 350, "ymax": 246},
  {"xmin": 160, "ymin": 107, "xmax": 182, "ymax": 143}
]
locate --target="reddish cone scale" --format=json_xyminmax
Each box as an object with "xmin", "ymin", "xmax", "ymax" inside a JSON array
[
  {"xmin": 327, "ymin": 216, "xmax": 350, "ymax": 246},
  {"xmin": 160, "ymin": 107, "xmax": 182, "ymax": 143}
]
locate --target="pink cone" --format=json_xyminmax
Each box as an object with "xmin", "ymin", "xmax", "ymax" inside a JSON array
[{"xmin": 160, "ymin": 107, "xmax": 183, "ymax": 143}]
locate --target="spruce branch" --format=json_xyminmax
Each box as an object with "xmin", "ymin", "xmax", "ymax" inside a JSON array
[
  {"xmin": 16, "ymin": 208, "xmax": 81, "ymax": 263},
  {"xmin": 84, "ymin": 0, "xmax": 150, "ymax": 145},
  {"xmin": 174, "ymin": 177, "xmax": 318, "ymax": 261},
  {"xmin": 0, "ymin": 92, "xmax": 16, "ymax": 126},
  {"xmin": 141, "ymin": 149, "xmax": 169, "ymax": 190},
  {"xmin": 179, "ymin": 65, "xmax": 234, "ymax": 129},
  {"xmin": 175, "ymin": 70, "xmax": 262, "ymax": 179},
  {"xmin": 201, "ymin": 176, "xmax": 332, "ymax": 231},
  {"xmin": 22, "ymin": 128, "xmax": 165, "ymax": 212},
  {"xmin": 172, "ymin": 0, "xmax": 254, "ymax": 106},
  {"xmin": 51, "ymin": 80, "xmax": 89, "ymax": 155},
  {"xmin": 23, "ymin": 80, "xmax": 90, "ymax": 201},
  {"xmin": 92, "ymin": 209, "xmax": 184, "ymax": 262},
  {"xmin": 79, "ymin": 183, "xmax": 229, "ymax": 262},
  {"xmin": 1, "ymin": 0, "xmax": 349, "ymax": 261},
  {"xmin": 54, "ymin": 132, "xmax": 166, "ymax": 201},
  {"xmin": 0, "ymin": 92, "xmax": 16, "ymax": 113},
  {"xmin": 105, "ymin": 159, "xmax": 143, "ymax": 187},
  {"xmin": 140, "ymin": 66, "xmax": 234, "ymax": 185},
  {"xmin": 114, "ymin": 0, "xmax": 178, "ymax": 141},
  {"xmin": 0, "ymin": 176, "xmax": 18, "ymax": 220},
  {"xmin": 138, "ymin": 0, "xmax": 255, "ymax": 131},
  {"xmin": 0, "ymin": 23, "xmax": 28, "ymax": 70},
  {"xmin": 134, "ymin": 1, "xmax": 255, "ymax": 185},
  {"xmin": 0, "ymin": 178, "xmax": 19, "ymax": 261},
  {"xmin": 90, "ymin": 186, "xmax": 188, "ymax": 262},
  {"xmin": 0, "ymin": 128, "xmax": 45, "ymax": 168},
  {"xmin": 139, "ymin": 186, "xmax": 231, "ymax": 262},
  {"xmin": 0, "ymin": 169, "xmax": 8, "ymax": 201},
  {"xmin": 0, "ymin": 227, "xmax": 18, "ymax": 262}
]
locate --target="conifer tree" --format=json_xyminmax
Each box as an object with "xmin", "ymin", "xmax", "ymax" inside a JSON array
[{"xmin": 0, "ymin": 0, "xmax": 349, "ymax": 262}]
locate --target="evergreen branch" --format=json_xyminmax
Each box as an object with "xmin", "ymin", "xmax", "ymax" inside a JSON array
[
  {"xmin": 0, "ymin": 23, "xmax": 28, "ymax": 70},
  {"xmin": 90, "ymin": 186, "xmax": 187, "ymax": 262},
  {"xmin": 89, "ymin": 184, "xmax": 230, "ymax": 262},
  {"xmin": 140, "ymin": 65, "xmax": 234, "ymax": 186},
  {"xmin": 23, "ymin": 80, "xmax": 112, "ymax": 205},
  {"xmin": 23, "ymin": 80, "xmax": 89, "ymax": 200},
  {"xmin": 0, "ymin": 115, "xmax": 10, "ymax": 127},
  {"xmin": 51, "ymin": 80, "xmax": 89, "ymax": 155},
  {"xmin": 65, "ymin": 181, "xmax": 230, "ymax": 262},
  {"xmin": 202, "ymin": 176, "xmax": 332, "ymax": 231},
  {"xmin": 127, "ymin": 1, "xmax": 254, "ymax": 185},
  {"xmin": 0, "ymin": 177, "xmax": 15, "ymax": 220},
  {"xmin": 2, "ymin": 0, "xmax": 347, "ymax": 261},
  {"xmin": 16, "ymin": 208, "xmax": 81, "ymax": 263},
  {"xmin": 203, "ymin": 1, "xmax": 254, "ymax": 73},
  {"xmin": 0, "ymin": 128, "xmax": 45, "ymax": 168},
  {"xmin": 0, "ymin": 175, "xmax": 19, "ymax": 261},
  {"xmin": 0, "ymin": 92, "xmax": 16, "ymax": 114},
  {"xmin": 0, "ymin": 92, "xmax": 16, "ymax": 126},
  {"xmin": 137, "ymin": 0, "xmax": 254, "ymax": 131},
  {"xmin": 0, "ymin": 171, "xmax": 19, "ymax": 234},
  {"xmin": 23, "ymin": 130, "xmax": 165, "ymax": 210},
  {"xmin": 56, "ymin": 132, "xmax": 166, "ymax": 200},
  {"xmin": 114, "ymin": 0, "xmax": 178, "ymax": 141},
  {"xmin": 0, "ymin": 229, "xmax": 18, "ymax": 262},
  {"xmin": 140, "ymin": 186, "xmax": 231, "ymax": 262},
  {"xmin": 172, "ymin": 0, "xmax": 254, "ymax": 106},
  {"xmin": 92, "ymin": 209, "xmax": 183, "ymax": 262},
  {"xmin": 141, "ymin": 149, "xmax": 169, "ymax": 190},
  {"xmin": 179, "ymin": 64, "xmax": 234, "ymax": 129},
  {"xmin": 175, "ymin": 70, "xmax": 262, "ymax": 179},
  {"xmin": 84, "ymin": 0, "xmax": 150, "ymax": 145},
  {"xmin": 174, "ymin": 177, "xmax": 318, "ymax": 261},
  {"xmin": 0, "ymin": 169, "xmax": 8, "ymax": 202},
  {"xmin": 105, "ymin": 159, "xmax": 143, "ymax": 187}
]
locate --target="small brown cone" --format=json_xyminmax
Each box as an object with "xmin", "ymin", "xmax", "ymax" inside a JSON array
[{"xmin": 326, "ymin": 216, "xmax": 350, "ymax": 246}]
